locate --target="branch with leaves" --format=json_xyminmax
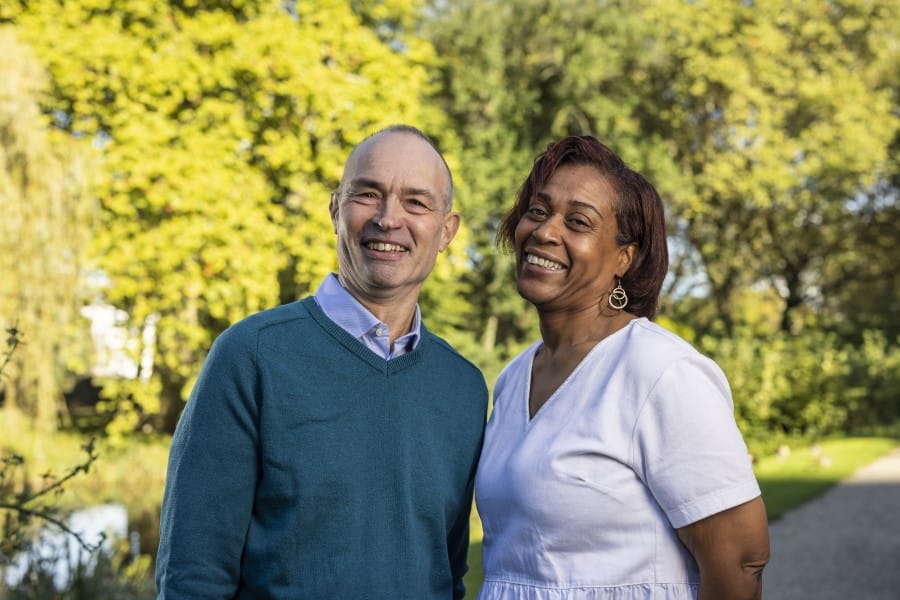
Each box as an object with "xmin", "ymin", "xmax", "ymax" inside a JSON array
[
  {"xmin": 0, "ymin": 324, "xmax": 22, "ymax": 379},
  {"xmin": 0, "ymin": 326, "xmax": 103, "ymax": 564}
]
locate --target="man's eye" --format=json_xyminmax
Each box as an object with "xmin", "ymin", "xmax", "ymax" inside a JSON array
[
  {"xmin": 406, "ymin": 198, "xmax": 432, "ymax": 213},
  {"xmin": 351, "ymin": 191, "xmax": 378, "ymax": 201}
]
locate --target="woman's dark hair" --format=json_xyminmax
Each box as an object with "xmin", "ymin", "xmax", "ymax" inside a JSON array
[{"xmin": 498, "ymin": 135, "xmax": 669, "ymax": 318}]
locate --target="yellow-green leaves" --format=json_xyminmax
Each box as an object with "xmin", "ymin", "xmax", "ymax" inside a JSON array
[
  {"xmin": 0, "ymin": 28, "xmax": 98, "ymax": 429},
  {"xmin": 5, "ymin": 0, "xmax": 452, "ymax": 431}
]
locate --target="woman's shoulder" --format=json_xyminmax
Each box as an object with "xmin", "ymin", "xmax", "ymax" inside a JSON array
[
  {"xmin": 615, "ymin": 318, "xmax": 726, "ymax": 386},
  {"xmin": 498, "ymin": 340, "xmax": 542, "ymax": 375},
  {"xmin": 492, "ymin": 340, "xmax": 541, "ymax": 394},
  {"xmin": 624, "ymin": 318, "xmax": 706, "ymax": 361}
]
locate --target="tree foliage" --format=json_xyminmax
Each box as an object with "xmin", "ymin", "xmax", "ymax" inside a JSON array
[
  {"xmin": 426, "ymin": 0, "xmax": 665, "ymax": 357},
  {"xmin": 428, "ymin": 0, "xmax": 899, "ymax": 342},
  {"xmin": 0, "ymin": 28, "xmax": 97, "ymax": 430},
  {"xmin": 0, "ymin": 0, "xmax": 897, "ymax": 438},
  {"xmin": 3, "ymin": 0, "xmax": 467, "ymax": 432},
  {"xmin": 639, "ymin": 0, "xmax": 899, "ymax": 335}
]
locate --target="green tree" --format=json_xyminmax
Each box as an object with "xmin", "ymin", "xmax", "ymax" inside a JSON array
[
  {"xmin": 4, "ymin": 1, "xmax": 466, "ymax": 433},
  {"xmin": 821, "ymin": 6, "xmax": 900, "ymax": 342},
  {"xmin": 426, "ymin": 0, "xmax": 679, "ymax": 358},
  {"xmin": 428, "ymin": 0, "xmax": 899, "ymax": 341},
  {"xmin": 638, "ymin": 0, "xmax": 899, "ymax": 334},
  {"xmin": 0, "ymin": 28, "xmax": 97, "ymax": 431}
]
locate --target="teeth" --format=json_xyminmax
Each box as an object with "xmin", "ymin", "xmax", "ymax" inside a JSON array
[
  {"xmin": 367, "ymin": 242, "xmax": 406, "ymax": 252},
  {"xmin": 526, "ymin": 254, "xmax": 565, "ymax": 270}
]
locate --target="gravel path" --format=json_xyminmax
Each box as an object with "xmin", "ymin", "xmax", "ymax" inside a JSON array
[{"xmin": 762, "ymin": 447, "xmax": 900, "ymax": 599}]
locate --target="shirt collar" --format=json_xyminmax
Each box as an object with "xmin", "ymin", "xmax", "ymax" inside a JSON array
[{"xmin": 314, "ymin": 273, "xmax": 422, "ymax": 351}]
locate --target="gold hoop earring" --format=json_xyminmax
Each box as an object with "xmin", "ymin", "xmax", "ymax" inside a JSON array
[{"xmin": 608, "ymin": 279, "xmax": 628, "ymax": 311}]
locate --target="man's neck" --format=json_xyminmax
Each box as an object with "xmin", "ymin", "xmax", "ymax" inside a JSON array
[{"xmin": 338, "ymin": 276, "xmax": 420, "ymax": 344}]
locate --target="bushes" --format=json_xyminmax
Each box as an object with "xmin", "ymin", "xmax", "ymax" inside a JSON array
[{"xmin": 697, "ymin": 327, "xmax": 900, "ymax": 442}]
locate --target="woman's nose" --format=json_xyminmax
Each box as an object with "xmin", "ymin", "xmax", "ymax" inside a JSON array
[{"xmin": 531, "ymin": 218, "xmax": 560, "ymax": 243}]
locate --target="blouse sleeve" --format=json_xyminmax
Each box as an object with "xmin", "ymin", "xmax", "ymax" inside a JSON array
[{"xmin": 631, "ymin": 354, "xmax": 761, "ymax": 529}]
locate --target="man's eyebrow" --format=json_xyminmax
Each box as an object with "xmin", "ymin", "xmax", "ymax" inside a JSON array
[
  {"xmin": 403, "ymin": 187, "xmax": 438, "ymax": 201},
  {"xmin": 348, "ymin": 178, "xmax": 438, "ymax": 202},
  {"xmin": 347, "ymin": 177, "xmax": 385, "ymax": 192}
]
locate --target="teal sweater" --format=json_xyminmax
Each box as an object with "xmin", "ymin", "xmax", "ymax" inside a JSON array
[{"xmin": 156, "ymin": 298, "xmax": 488, "ymax": 599}]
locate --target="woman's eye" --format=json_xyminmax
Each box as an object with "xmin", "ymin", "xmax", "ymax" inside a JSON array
[{"xmin": 527, "ymin": 206, "xmax": 547, "ymax": 218}]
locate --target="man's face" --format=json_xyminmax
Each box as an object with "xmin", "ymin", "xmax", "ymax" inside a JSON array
[{"xmin": 330, "ymin": 131, "xmax": 460, "ymax": 307}]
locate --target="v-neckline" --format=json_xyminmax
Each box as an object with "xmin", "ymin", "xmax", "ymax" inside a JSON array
[{"xmin": 524, "ymin": 318, "xmax": 639, "ymax": 426}]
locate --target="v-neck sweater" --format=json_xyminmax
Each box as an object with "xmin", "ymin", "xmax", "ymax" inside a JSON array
[{"xmin": 156, "ymin": 297, "xmax": 488, "ymax": 599}]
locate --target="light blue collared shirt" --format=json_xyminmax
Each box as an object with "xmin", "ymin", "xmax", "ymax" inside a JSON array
[{"xmin": 313, "ymin": 273, "xmax": 421, "ymax": 360}]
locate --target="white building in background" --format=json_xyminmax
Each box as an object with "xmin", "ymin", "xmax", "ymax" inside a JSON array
[{"xmin": 80, "ymin": 301, "xmax": 157, "ymax": 382}]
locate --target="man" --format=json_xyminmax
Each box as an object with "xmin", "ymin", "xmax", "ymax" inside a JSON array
[{"xmin": 155, "ymin": 125, "xmax": 488, "ymax": 599}]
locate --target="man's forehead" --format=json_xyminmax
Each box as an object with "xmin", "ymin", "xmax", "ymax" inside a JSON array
[
  {"xmin": 342, "ymin": 133, "xmax": 449, "ymax": 194},
  {"xmin": 348, "ymin": 131, "xmax": 436, "ymax": 166}
]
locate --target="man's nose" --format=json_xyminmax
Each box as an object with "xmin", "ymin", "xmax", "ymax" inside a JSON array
[{"xmin": 374, "ymin": 197, "xmax": 402, "ymax": 230}]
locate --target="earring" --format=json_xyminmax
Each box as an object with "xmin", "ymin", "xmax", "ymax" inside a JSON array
[{"xmin": 608, "ymin": 279, "xmax": 628, "ymax": 311}]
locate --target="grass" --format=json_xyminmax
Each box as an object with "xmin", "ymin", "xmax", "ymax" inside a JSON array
[
  {"xmin": 754, "ymin": 436, "xmax": 898, "ymax": 521},
  {"xmin": 463, "ymin": 435, "xmax": 899, "ymax": 597}
]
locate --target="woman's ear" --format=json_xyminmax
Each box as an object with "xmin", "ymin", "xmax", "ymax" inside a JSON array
[{"xmin": 617, "ymin": 243, "xmax": 636, "ymax": 276}]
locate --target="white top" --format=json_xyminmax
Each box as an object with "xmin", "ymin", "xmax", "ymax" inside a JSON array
[{"xmin": 475, "ymin": 318, "xmax": 761, "ymax": 600}]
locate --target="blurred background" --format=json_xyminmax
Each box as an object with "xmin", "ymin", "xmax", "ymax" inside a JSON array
[{"xmin": 1, "ymin": 0, "xmax": 897, "ymax": 596}]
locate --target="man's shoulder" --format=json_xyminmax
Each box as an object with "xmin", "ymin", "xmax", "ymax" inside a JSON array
[
  {"xmin": 422, "ymin": 331, "xmax": 485, "ymax": 381},
  {"xmin": 219, "ymin": 298, "xmax": 316, "ymax": 343}
]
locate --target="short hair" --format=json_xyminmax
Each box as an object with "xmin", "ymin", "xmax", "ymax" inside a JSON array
[
  {"xmin": 348, "ymin": 124, "xmax": 454, "ymax": 210},
  {"xmin": 498, "ymin": 135, "xmax": 669, "ymax": 318}
]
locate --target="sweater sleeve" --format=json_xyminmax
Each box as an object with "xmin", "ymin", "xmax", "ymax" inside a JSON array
[
  {"xmin": 447, "ymin": 472, "xmax": 475, "ymax": 600},
  {"xmin": 448, "ymin": 390, "xmax": 486, "ymax": 600},
  {"xmin": 155, "ymin": 325, "xmax": 261, "ymax": 599}
]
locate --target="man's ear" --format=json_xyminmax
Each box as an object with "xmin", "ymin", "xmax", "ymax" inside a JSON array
[
  {"xmin": 329, "ymin": 191, "xmax": 339, "ymax": 234},
  {"xmin": 439, "ymin": 212, "xmax": 461, "ymax": 252}
]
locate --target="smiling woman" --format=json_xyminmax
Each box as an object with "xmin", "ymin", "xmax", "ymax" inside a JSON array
[{"xmin": 475, "ymin": 135, "xmax": 770, "ymax": 600}]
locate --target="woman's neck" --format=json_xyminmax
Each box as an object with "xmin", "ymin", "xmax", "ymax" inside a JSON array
[{"xmin": 537, "ymin": 306, "xmax": 637, "ymax": 352}]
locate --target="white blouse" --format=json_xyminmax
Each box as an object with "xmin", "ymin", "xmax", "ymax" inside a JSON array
[{"xmin": 475, "ymin": 318, "xmax": 761, "ymax": 599}]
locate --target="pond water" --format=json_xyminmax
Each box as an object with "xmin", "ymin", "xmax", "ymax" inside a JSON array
[{"xmin": 2, "ymin": 503, "xmax": 128, "ymax": 591}]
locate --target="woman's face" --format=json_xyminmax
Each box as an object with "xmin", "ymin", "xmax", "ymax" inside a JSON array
[{"xmin": 513, "ymin": 163, "xmax": 633, "ymax": 313}]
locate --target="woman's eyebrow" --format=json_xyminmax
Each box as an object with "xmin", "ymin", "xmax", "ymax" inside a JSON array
[
  {"xmin": 536, "ymin": 192, "xmax": 603, "ymax": 217},
  {"xmin": 569, "ymin": 200, "xmax": 602, "ymax": 217}
]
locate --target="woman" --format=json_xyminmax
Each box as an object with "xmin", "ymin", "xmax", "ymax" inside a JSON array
[{"xmin": 475, "ymin": 136, "xmax": 769, "ymax": 599}]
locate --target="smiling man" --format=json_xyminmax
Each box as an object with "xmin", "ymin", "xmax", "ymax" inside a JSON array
[{"xmin": 156, "ymin": 125, "xmax": 488, "ymax": 599}]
